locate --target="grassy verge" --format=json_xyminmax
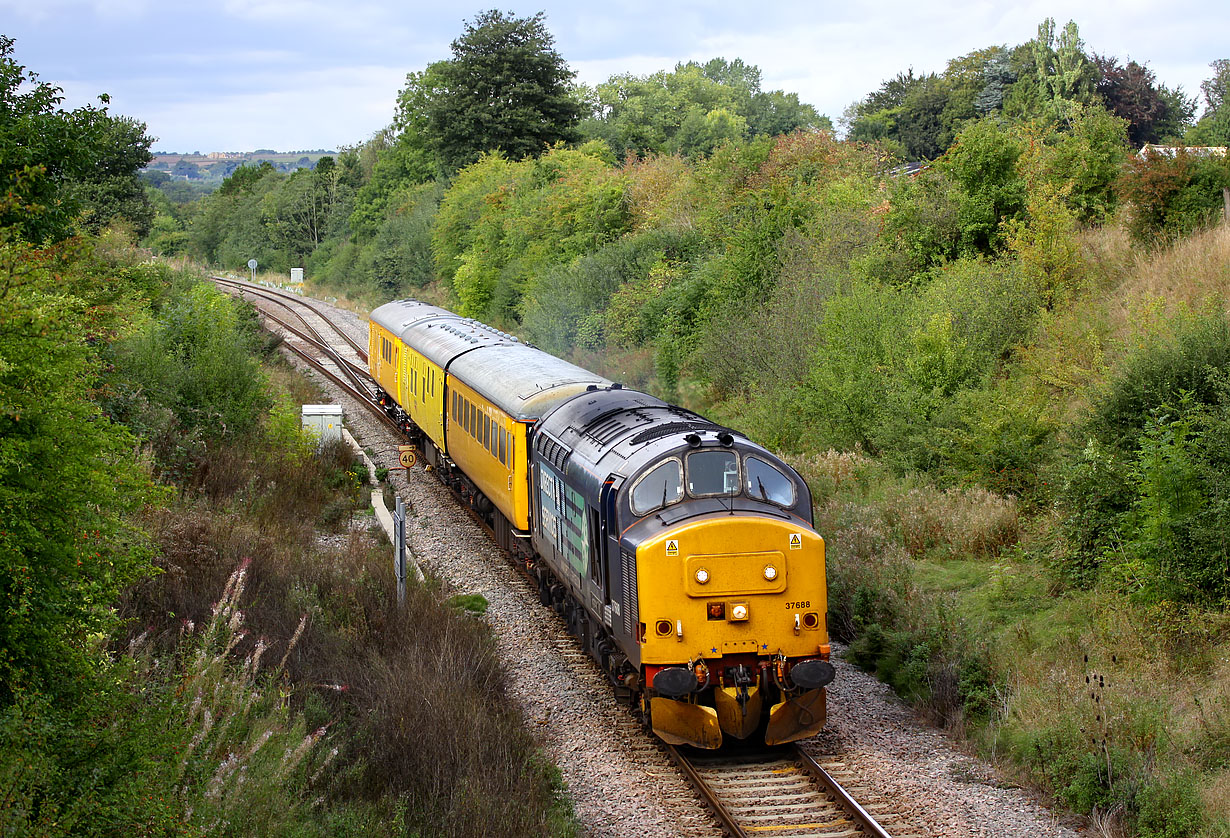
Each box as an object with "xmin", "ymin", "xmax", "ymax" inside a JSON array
[
  {"xmin": 797, "ymin": 448, "xmax": 1230, "ymax": 837},
  {"xmin": 778, "ymin": 226, "xmax": 1230, "ymax": 838},
  {"xmin": 0, "ymin": 257, "xmax": 574, "ymax": 837}
]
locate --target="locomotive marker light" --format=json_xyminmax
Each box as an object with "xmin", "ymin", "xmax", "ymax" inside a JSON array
[
  {"xmin": 695, "ymin": 567, "xmax": 710, "ymax": 584},
  {"xmin": 763, "ymin": 564, "xmax": 778, "ymax": 581},
  {"xmin": 730, "ymin": 603, "xmax": 749, "ymax": 621}
]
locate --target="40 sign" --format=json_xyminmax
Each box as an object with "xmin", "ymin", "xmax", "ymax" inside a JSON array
[{"xmin": 397, "ymin": 446, "xmax": 417, "ymax": 469}]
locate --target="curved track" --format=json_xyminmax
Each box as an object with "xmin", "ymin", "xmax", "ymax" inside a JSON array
[
  {"xmin": 208, "ymin": 276, "xmax": 401, "ymax": 436},
  {"xmin": 210, "ymin": 276, "xmax": 917, "ymax": 838}
]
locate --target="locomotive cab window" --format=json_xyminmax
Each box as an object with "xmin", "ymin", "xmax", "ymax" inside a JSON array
[
  {"xmin": 745, "ymin": 456, "xmax": 795, "ymax": 507},
  {"xmin": 686, "ymin": 450, "xmax": 740, "ymax": 497},
  {"xmin": 630, "ymin": 459, "xmax": 683, "ymax": 516}
]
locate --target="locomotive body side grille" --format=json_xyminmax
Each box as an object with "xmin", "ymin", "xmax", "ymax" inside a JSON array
[{"xmin": 621, "ymin": 548, "xmax": 637, "ymax": 637}]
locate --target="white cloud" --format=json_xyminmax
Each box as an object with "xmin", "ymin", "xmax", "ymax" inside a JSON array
[
  {"xmin": 8, "ymin": 0, "xmax": 1230, "ymax": 151},
  {"xmin": 139, "ymin": 64, "xmax": 406, "ymax": 151},
  {"xmin": 0, "ymin": 0, "xmax": 149, "ymax": 24}
]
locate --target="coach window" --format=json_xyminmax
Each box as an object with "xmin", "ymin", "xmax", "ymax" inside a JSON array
[
  {"xmin": 687, "ymin": 450, "xmax": 739, "ymax": 497},
  {"xmin": 745, "ymin": 456, "xmax": 795, "ymax": 507},
  {"xmin": 498, "ymin": 427, "xmax": 507, "ymax": 465},
  {"xmin": 630, "ymin": 459, "xmax": 683, "ymax": 516}
]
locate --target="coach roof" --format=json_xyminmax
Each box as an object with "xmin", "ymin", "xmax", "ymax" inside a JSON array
[{"xmin": 391, "ymin": 312, "xmax": 610, "ymax": 421}]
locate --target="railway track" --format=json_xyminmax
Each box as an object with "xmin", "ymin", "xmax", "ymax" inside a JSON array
[
  {"xmin": 208, "ymin": 275, "xmax": 919, "ymax": 838},
  {"xmin": 669, "ymin": 744, "xmax": 919, "ymax": 838},
  {"xmin": 209, "ymin": 276, "xmax": 403, "ymax": 435}
]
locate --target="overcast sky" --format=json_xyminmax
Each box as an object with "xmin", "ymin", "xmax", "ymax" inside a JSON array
[{"xmin": 2, "ymin": 0, "xmax": 1227, "ymax": 153}]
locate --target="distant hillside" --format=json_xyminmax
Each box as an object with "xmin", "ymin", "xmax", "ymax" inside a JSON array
[{"xmin": 144, "ymin": 150, "xmax": 337, "ymax": 184}]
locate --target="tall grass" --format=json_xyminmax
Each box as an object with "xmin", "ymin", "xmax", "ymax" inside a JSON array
[{"xmin": 117, "ymin": 413, "xmax": 574, "ymax": 837}]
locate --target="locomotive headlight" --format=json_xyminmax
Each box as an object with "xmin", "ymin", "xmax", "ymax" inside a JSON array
[
  {"xmin": 763, "ymin": 564, "xmax": 778, "ymax": 581},
  {"xmin": 731, "ymin": 603, "xmax": 749, "ymax": 621},
  {"xmin": 695, "ymin": 568, "xmax": 710, "ymax": 584}
]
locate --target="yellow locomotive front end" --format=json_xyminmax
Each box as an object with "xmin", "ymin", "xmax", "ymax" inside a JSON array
[{"xmin": 638, "ymin": 514, "xmax": 832, "ymax": 749}]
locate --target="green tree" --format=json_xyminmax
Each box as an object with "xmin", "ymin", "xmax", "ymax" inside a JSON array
[
  {"xmin": 0, "ymin": 232, "xmax": 158, "ymax": 701},
  {"xmin": 1187, "ymin": 59, "xmax": 1230, "ymax": 145},
  {"xmin": 0, "ymin": 36, "xmax": 153, "ymax": 242},
  {"xmin": 938, "ymin": 117, "xmax": 1027, "ymax": 255},
  {"xmin": 425, "ymin": 10, "xmax": 582, "ymax": 172},
  {"xmin": 1032, "ymin": 19, "xmax": 1099, "ymax": 122},
  {"xmin": 583, "ymin": 58, "xmax": 827, "ymax": 159}
]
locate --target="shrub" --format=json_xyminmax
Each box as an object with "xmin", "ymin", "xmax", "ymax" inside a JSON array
[
  {"xmin": 1119, "ymin": 149, "xmax": 1230, "ymax": 243},
  {"xmin": 1135, "ymin": 771, "xmax": 1206, "ymax": 838},
  {"xmin": 104, "ymin": 281, "xmax": 270, "ymax": 468},
  {"xmin": 1060, "ymin": 313, "xmax": 1230, "ymax": 604}
]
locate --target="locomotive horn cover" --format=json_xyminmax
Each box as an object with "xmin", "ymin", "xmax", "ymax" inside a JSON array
[
  {"xmin": 652, "ymin": 666, "xmax": 699, "ymax": 697},
  {"xmin": 789, "ymin": 659, "xmax": 836, "ymax": 690}
]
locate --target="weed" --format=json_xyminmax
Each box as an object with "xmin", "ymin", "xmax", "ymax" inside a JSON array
[{"xmin": 447, "ymin": 593, "xmax": 490, "ymax": 616}]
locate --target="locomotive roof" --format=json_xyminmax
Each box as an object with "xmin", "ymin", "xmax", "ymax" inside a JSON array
[
  {"xmin": 383, "ymin": 304, "xmax": 610, "ymax": 421},
  {"xmin": 535, "ymin": 388, "xmax": 750, "ymax": 495}
]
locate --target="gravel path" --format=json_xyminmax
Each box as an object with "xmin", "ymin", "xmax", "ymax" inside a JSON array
[{"xmin": 266, "ymin": 291, "xmax": 1087, "ymax": 838}]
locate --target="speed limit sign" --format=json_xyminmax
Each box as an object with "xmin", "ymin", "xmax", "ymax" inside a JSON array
[{"xmin": 397, "ymin": 446, "xmax": 417, "ymax": 469}]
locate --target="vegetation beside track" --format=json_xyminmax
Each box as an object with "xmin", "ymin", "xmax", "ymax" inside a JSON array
[
  {"xmin": 1, "ymin": 234, "xmax": 575, "ymax": 835},
  {"xmin": 159, "ymin": 17, "xmax": 1230, "ymax": 833}
]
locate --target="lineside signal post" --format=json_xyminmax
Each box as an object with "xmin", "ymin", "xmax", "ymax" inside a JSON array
[{"xmin": 396, "ymin": 445, "xmax": 417, "ymax": 469}]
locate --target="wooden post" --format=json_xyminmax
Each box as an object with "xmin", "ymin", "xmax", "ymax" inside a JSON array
[{"xmin": 1223, "ymin": 187, "xmax": 1229, "ymax": 223}]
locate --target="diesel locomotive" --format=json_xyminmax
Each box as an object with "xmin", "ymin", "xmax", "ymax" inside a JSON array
[{"xmin": 369, "ymin": 299, "xmax": 834, "ymax": 749}]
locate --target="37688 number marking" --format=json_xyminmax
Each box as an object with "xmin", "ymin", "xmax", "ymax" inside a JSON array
[{"xmin": 785, "ymin": 600, "xmax": 811, "ymax": 609}]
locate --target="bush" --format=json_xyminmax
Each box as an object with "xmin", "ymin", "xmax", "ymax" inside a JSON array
[
  {"xmin": 1136, "ymin": 771, "xmax": 1206, "ymax": 838},
  {"xmin": 104, "ymin": 281, "xmax": 270, "ymax": 468},
  {"xmin": 520, "ymin": 228, "xmax": 701, "ymax": 355},
  {"xmin": 1060, "ymin": 313, "xmax": 1230, "ymax": 604},
  {"xmin": 1119, "ymin": 149, "xmax": 1230, "ymax": 243}
]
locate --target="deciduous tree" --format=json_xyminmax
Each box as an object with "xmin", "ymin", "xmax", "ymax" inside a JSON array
[
  {"xmin": 425, "ymin": 10, "xmax": 582, "ymax": 172},
  {"xmin": 0, "ymin": 36, "xmax": 152, "ymax": 241}
]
